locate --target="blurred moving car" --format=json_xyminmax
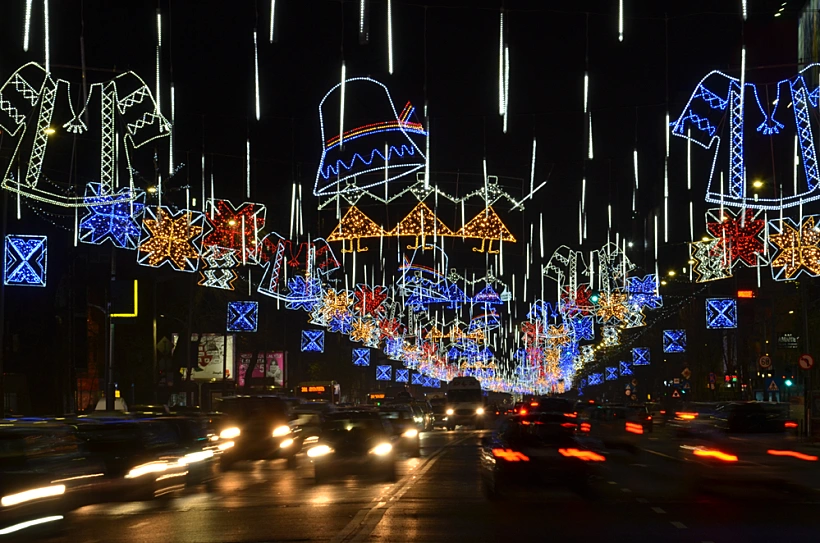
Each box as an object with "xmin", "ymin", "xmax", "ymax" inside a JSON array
[
  {"xmin": 429, "ymin": 397, "xmax": 449, "ymax": 429},
  {"xmin": 625, "ymin": 404, "xmax": 654, "ymax": 433},
  {"xmin": 213, "ymin": 396, "xmax": 297, "ymax": 470},
  {"xmin": 680, "ymin": 402, "xmax": 818, "ymax": 491},
  {"xmin": 480, "ymin": 413, "xmax": 605, "ymax": 499},
  {"xmin": 378, "ymin": 406, "xmax": 421, "ymax": 457},
  {"xmin": 576, "ymin": 404, "xmax": 642, "ymax": 454},
  {"xmin": 307, "ymin": 411, "xmax": 397, "ymax": 483}
]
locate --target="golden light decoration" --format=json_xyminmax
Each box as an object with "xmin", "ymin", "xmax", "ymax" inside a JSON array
[
  {"xmin": 327, "ymin": 206, "xmax": 386, "ymax": 253},
  {"xmin": 546, "ymin": 324, "xmax": 570, "ymax": 348},
  {"xmin": 138, "ymin": 207, "xmax": 204, "ymax": 271},
  {"xmin": 388, "ymin": 201, "xmax": 455, "ymax": 249},
  {"xmin": 456, "ymin": 206, "xmax": 516, "ymax": 254},
  {"xmin": 595, "ymin": 292, "xmax": 629, "ymax": 324},
  {"xmin": 349, "ymin": 317, "xmax": 377, "ymax": 343},
  {"xmin": 769, "ymin": 216, "xmax": 820, "ymax": 280},
  {"xmin": 318, "ymin": 289, "xmax": 354, "ymax": 321}
]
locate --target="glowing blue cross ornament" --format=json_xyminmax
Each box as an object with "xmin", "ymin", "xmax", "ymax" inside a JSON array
[
  {"xmin": 301, "ymin": 330, "xmax": 325, "ymax": 352},
  {"xmin": 395, "ymin": 369, "xmax": 409, "ymax": 383},
  {"xmin": 706, "ymin": 298, "xmax": 738, "ymax": 329},
  {"xmin": 352, "ymin": 348, "xmax": 370, "ymax": 367},
  {"xmin": 376, "ymin": 365, "xmax": 392, "ymax": 381},
  {"xmin": 663, "ymin": 330, "xmax": 687, "ymax": 353},
  {"xmin": 411, "ymin": 372, "xmax": 423, "ymax": 385},
  {"xmin": 605, "ymin": 367, "xmax": 618, "ymax": 381},
  {"xmin": 226, "ymin": 301, "xmax": 259, "ymax": 332},
  {"xmin": 632, "ymin": 347, "xmax": 650, "ymax": 366},
  {"xmin": 619, "ymin": 362, "xmax": 633, "ymax": 377},
  {"xmin": 588, "ymin": 373, "xmax": 603, "ymax": 386},
  {"xmin": 4, "ymin": 235, "xmax": 47, "ymax": 287},
  {"xmin": 78, "ymin": 184, "xmax": 145, "ymax": 249}
]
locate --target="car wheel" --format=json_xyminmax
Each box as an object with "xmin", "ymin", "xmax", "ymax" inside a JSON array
[{"xmin": 286, "ymin": 454, "xmax": 298, "ymax": 470}]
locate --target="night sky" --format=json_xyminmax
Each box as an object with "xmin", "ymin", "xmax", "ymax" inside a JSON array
[{"xmin": 0, "ymin": 0, "xmax": 803, "ymax": 410}]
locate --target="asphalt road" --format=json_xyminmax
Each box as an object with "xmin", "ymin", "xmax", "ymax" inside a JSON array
[{"xmin": 31, "ymin": 428, "xmax": 820, "ymax": 543}]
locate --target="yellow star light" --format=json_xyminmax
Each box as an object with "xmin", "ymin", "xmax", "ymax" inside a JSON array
[
  {"xmin": 770, "ymin": 216, "xmax": 820, "ymax": 279},
  {"xmin": 139, "ymin": 208, "xmax": 203, "ymax": 270},
  {"xmin": 350, "ymin": 318, "xmax": 376, "ymax": 343},
  {"xmin": 319, "ymin": 289, "xmax": 353, "ymax": 321},
  {"xmin": 595, "ymin": 292, "xmax": 628, "ymax": 323},
  {"xmin": 546, "ymin": 324, "xmax": 570, "ymax": 348}
]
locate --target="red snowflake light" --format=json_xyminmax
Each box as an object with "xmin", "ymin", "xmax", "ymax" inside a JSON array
[
  {"xmin": 204, "ymin": 200, "xmax": 266, "ymax": 261},
  {"xmin": 706, "ymin": 209, "xmax": 765, "ymax": 267},
  {"xmin": 353, "ymin": 284, "xmax": 389, "ymax": 319}
]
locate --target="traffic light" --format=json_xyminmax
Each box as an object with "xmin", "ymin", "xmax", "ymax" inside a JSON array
[{"xmin": 785, "ymin": 379, "xmax": 794, "ymax": 387}]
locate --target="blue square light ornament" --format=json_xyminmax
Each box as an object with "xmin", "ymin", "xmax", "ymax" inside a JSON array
[
  {"xmin": 588, "ymin": 373, "xmax": 603, "ymax": 385},
  {"xmin": 395, "ymin": 369, "xmax": 409, "ymax": 383},
  {"xmin": 706, "ymin": 298, "xmax": 737, "ymax": 329},
  {"xmin": 605, "ymin": 367, "xmax": 618, "ymax": 381},
  {"xmin": 376, "ymin": 365, "xmax": 392, "ymax": 381},
  {"xmin": 411, "ymin": 373, "xmax": 423, "ymax": 385},
  {"xmin": 301, "ymin": 329, "xmax": 325, "ymax": 352},
  {"xmin": 353, "ymin": 348, "xmax": 370, "ymax": 366},
  {"xmin": 227, "ymin": 301, "xmax": 259, "ymax": 332},
  {"xmin": 663, "ymin": 330, "xmax": 687, "ymax": 353},
  {"xmin": 632, "ymin": 347, "xmax": 650, "ymax": 366},
  {"xmin": 4, "ymin": 235, "xmax": 47, "ymax": 287},
  {"xmin": 619, "ymin": 361, "xmax": 633, "ymax": 376}
]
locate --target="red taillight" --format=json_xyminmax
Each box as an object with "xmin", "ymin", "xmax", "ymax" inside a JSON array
[
  {"xmin": 530, "ymin": 402, "xmax": 539, "ymax": 407},
  {"xmin": 520, "ymin": 409, "xmax": 528, "ymax": 415},
  {"xmin": 580, "ymin": 422, "xmax": 591, "ymax": 432},
  {"xmin": 495, "ymin": 411, "xmax": 499, "ymax": 415},
  {"xmin": 767, "ymin": 449, "xmax": 818, "ymax": 461},
  {"xmin": 659, "ymin": 410, "xmax": 666, "ymax": 415},
  {"xmin": 646, "ymin": 416, "xmax": 652, "ymax": 421},
  {"xmin": 693, "ymin": 449, "xmax": 738, "ymax": 462},
  {"xmin": 676, "ymin": 412, "xmax": 697, "ymax": 420},
  {"xmin": 564, "ymin": 412, "xmax": 577, "ymax": 418},
  {"xmin": 560, "ymin": 422, "xmax": 577, "ymax": 429},
  {"xmin": 625, "ymin": 422, "xmax": 644, "ymax": 435},
  {"xmin": 492, "ymin": 448, "xmax": 530, "ymax": 462},
  {"xmin": 558, "ymin": 448, "xmax": 606, "ymax": 462},
  {"xmin": 785, "ymin": 421, "xmax": 799, "ymax": 429}
]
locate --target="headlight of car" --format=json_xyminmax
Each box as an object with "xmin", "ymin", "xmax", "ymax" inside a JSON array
[
  {"xmin": 446, "ymin": 409, "xmax": 454, "ymax": 416},
  {"xmin": 272, "ymin": 425, "xmax": 291, "ymax": 437},
  {"xmin": 414, "ymin": 416, "xmax": 423, "ymax": 423},
  {"xmin": 476, "ymin": 407, "xmax": 485, "ymax": 415},
  {"xmin": 369, "ymin": 443, "xmax": 393, "ymax": 456},
  {"xmin": 402, "ymin": 429, "xmax": 419, "ymax": 438},
  {"xmin": 307, "ymin": 445, "xmax": 333, "ymax": 458},
  {"xmin": 219, "ymin": 427, "xmax": 241, "ymax": 440},
  {"xmin": 280, "ymin": 438, "xmax": 295, "ymax": 449}
]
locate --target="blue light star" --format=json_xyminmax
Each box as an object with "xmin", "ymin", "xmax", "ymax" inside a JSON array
[{"xmin": 79, "ymin": 184, "xmax": 145, "ymax": 249}]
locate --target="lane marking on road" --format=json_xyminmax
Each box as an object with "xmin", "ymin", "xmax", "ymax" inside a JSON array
[
  {"xmin": 621, "ymin": 488, "xmax": 632, "ymax": 493},
  {"xmin": 651, "ymin": 507, "xmax": 666, "ymax": 514},
  {"xmin": 636, "ymin": 498, "xmax": 648, "ymax": 503},
  {"xmin": 608, "ymin": 481, "xmax": 617, "ymax": 485},
  {"xmin": 671, "ymin": 521, "xmax": 687, "ymax": 529},
  {"xmin": 331, "ymin": 433, "xmax": 475, "ymax": 543},
  {"xmin": 642, "ymin": 448, "xmax": 678, "ymax": 461}
]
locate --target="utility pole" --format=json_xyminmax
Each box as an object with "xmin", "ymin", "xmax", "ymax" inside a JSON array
[
  {"xmin": 105, "ymin": 247, "xmax": 116, "ymax": 411},
  {"xmin": 0, "ymin": 190, "xmax": 7, "ymax": 414},
  {"xmin": 802, "ymin": 280, "xmax": 812, "ymax": 437}
]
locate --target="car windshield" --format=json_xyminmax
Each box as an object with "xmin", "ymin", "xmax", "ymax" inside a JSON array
[
  {"xmin": 447, "ymin": 389, "xmax": 483, "ymax": 403},
  {"xmin": 322, "ymin": 415, "xmax": 384, "ymax": 434},
  {"xmin": 217, "ymin": 397, "xmax": 287, "ymax": 420}
]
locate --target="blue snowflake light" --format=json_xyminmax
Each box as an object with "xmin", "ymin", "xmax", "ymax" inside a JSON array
[
  {"xmin": 301, "ymin": 330, "xmax": 325, "ymax": 352},
  {"xmin": 79, "ymin": 184, "xmax": 145, "ymax": 249},
  {"xmin": 353, "ymin": 348, "xmax": 370, "ymax": 366},
  {"xmin": 4, "ymin": 235, "xmax": 47, "ymax": 287},
  {"xmin": 395, "ymin": 368, "xmax": 409, "ymax": 383},
  {"xmin": 706, "ymin": 298, "xmax": 738, "ymax": 329},
  {"xmin": 632, "ymin": 347, "xmax": 650, "ymax": 366},
  {"xmin": 663, "ymin": 330, "xmax": 687, "ymax": 353},
  {"xmin": 376, "ymin": 365, "xmax": 392, "ymax": 381},
  {"xmin": 285, "ymin": 276, "xmax": 323, "ymax": 311}
]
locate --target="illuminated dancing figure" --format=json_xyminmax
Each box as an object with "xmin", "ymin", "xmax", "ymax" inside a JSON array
[{"xmin": 671, "ymin": 65, "xmax": 820, "ymax": 210}]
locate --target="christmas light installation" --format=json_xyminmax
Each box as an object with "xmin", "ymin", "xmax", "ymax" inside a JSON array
[
  {"xmin": 601, "ymin": 325, "xmax": 620, "ymax": 346},
  {"xmin": 588, "ymin": 373, "xmax": 603, "ymax": 386},
  {"xmin": 328, "ymin": 312, "xmax": 354, "ymax": 334},
  {"xmin": 353, "ymin": 348, "xmax": 370, "ymax": 367},
  {"xmin": 705, "ymin": 208, "xmax": 766, "ymax": 268},
  {"xmin": 768, "ymin": 215, "xmax": 820, "ymax": 280},
  {"xmin": 203, "ymin": 199, "xmax": 266, "ymax": 264},
  {"xmin": 257, "ymin": 234, "xmax": 340, "ymax": 302},
  {"xmin": 285, "ymin": 276, "xmax": 323, "ymax": 311},
  {"xmin": 706, "ymin": 298, "xmax": 738, "ymax": 329},
  {"xmin": 199, "ymin": 246, "xmax": 239, "ymax": 291},
  {"xmin": 301, "ymin": 330, "xmax": 325, "ymax": 352},
  {"xmin": 227, "ymin": 301, "xmax": 259, "ymax": 333},
  {"xmin": 314, "ymin": 78, "xmax": 426, "ymax": 196},
  {"xmin": 327, "ymin": 206, "xmax": 385, "ymax": 253},
  {"xmin": 397, "ymin": 245, "xmax": 467, "ymax": 310},
  {"xmin": 349, "ymin": 318, "xmax": 378, "ymax": 343},
  {"xmin": 663, "ymin": 330, "xmax": 686, "ymax": 353},
  {"xmin": 568, "ymin": 315, "xmax": 594, "ymax": 341},
  {"xmin": 395, "ymin": 368, "xmax": 409, "ymax": 383},
  {"xmin": 671, "ymin": 65, "xmax": 820, "ymax": 210},
  {"xmin": 691, "ymin": 238, "xmax": 733, "ymax": 283},
  {"xmin": 137, "ymin": 207, "xmax": 205, "ymax": 272},
  {"xmin": 314, "ymin": 288, "xmax": 354, "ymax": 325},
  {"xmin": 376, "ymin": 365, "xmax": 392, "ymax": 381},
  {"xmin": 23, "ymin": 0, "xmax": 33, "ymax": 52},
  {"xmin": 632, "ymin": 347, "xmax": 650, "ymax": 366},
  {"xmin": 353, "ymin": 284, "xmax": 389, "ymax": 319},
  {"xmin": 455, "ymin": 207, "xmax": 516, "ymax": 253},
  {"xmin": 0, "ymin": 63, "xmax": 169, "ymax": 207},
  {"xmin": 411, "ymin": 372, "xmax": 423, "ymax": 385},
  {"xmin": 625, "ymin": 275, "xmax": 663, "ymax": 310},
  {"xmin": 619, "ymin": 361, "xmax": 633, "ymax": 376},
  {"xmin": 4, "ymin": 234, "xmax": 47, "ymax": 287},
  {"xmin": 595, "ymin": 292, "xmax": 629, "ymax": 324},
  {"xmin": 390, "ymin": 201, "xmax": 455, "ymax": 249},
  {"xmin": 78, "ymin": 184, "xmax": 145, "ymax": 249},
  {"xmin": 605, "ymin": 367, "xmax": 618, "ymax": 381}
]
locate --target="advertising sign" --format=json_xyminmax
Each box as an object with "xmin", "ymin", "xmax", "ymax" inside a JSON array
[
  {"xmin": 193, "ymin": 333, "xmax": 235, "ymax": 381},
  {"xmin": 238, "ymin": 352, "xmax": 285, "ymax": 387}
]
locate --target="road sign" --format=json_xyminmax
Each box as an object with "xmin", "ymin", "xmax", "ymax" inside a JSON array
[
  {"xmin": 673, "ymin": 378, "xmax": 680, "ymax": 384},
  {"xmin": 709, "ymin": 372, "xmax": 716, "ymax": 383},
  {"xmin": 683, "ymin": 381, "xmax": 691, "ymax": 390},
  {"xmin": 671, "ymin": 389, "xmax": 681, "ymax": 398},
  {"xmin": 681, "ymin": 368, "xmax": 692, "ymax": 380},
  {"xmin": 768, "ymin": 380, "xmax": 779, "ymax": 392},
  {"xmin": 625, "ymin": 389, "xmax": 631, "ymax": 396},
  {"xmin": 799, "ymin": 354, "xmax": 815, "ymax": 370},
  {"xmin": 631, "ymin": 379, "xmax": 638, "ymax": 387},
  {"xmin": 759, "ymin": 355, "xmax": 772, "ymax": 369}
]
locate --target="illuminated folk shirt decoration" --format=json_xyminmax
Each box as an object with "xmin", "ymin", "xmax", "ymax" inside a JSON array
[
  {"xmin": 768, "ymin": 215, "xmax": 820, "ymax": 280},
  {"xmin": 226, "ymin": 301, "xmax": 259, "ymax": 333},
  {"xmin": 663, "ymin": 330, "xmax": 687, "ymax": 353},
  {"xmin": 705, "ymin": 298, "xmax": 738, "ymax": 329},
  {"xmin": 78, "ymin": 184, "xmax": 145, "ymax": 249},
  {"xmin": 327, "ymin": 206, "xmax": 385, "ymax": 253},
  {"xmin": 301, "ymin": 330, "xmax": 325, "ymax": 352},
  {"xmin": 256, "ymin": 233, "xmax": 339, "ymax": 302},
  {"xmin": 397, "ymin": 246, "xmax": 467, "ymax": 310},
  {"xmin": 456, "ymin": 207, "xmax": 516, "ymax": 254},
  {"xmin": 352, "ymin": 348, "xmax": 370, "ymax": 366},
  {"xmin": 204, "ymin": 199, "xmax": 266, "ymax": 264},
  {"xmin": 4, "ymin": 234, "xmax": 47, "ymax": 287},
  {"xmin": 314, "ymin": 78, "xmax": 427, "ymax": 196},
  {"xmin": 705, "ymin": 208, "xmax": 765, "ymax": 268},
  {"xmin": 671, "ymin": 65, "xmax": 820, "ymax": 210},
  {"xmin": 138, "ymin": 207, "xmax": 205, "ymax": 272},
  {"xmin": 0, "ymin": 63, "xmax": 169, "ymax": 207},
  {"xmin": 389, "ymin": 202, "xmax": 454, "ymax": 249}
]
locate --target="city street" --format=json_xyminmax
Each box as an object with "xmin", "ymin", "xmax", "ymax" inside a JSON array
[{"xmin": 34, "ymin": 429, "xmax": 820, "ymax": 543}]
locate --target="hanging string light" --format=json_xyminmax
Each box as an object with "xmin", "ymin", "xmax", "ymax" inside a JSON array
[
  {"xmin": 503, "ymin": 45, "xmax": 510, "ymax": 133},
  {"xmin": 254, "ymin": 30, "xmax": 261, "ymax": 121},
  {"xmin": 246, "ymin": 138, "xmax": 251, "ymax": 198},
  {"xmin": 43, "ymin": 0, "xmax": 50, "ymax": 72},
  {"xmin": 499, "ymin": 10, "xmax": 505, "ymax": 116},
  {"xmin": 23, "ymin": 0, "xmax": 33, "ymax": 52},
  {"xmin": 339, "ymin": 62, "xmax": 346, "ymax": 148},
  {"xmin": 156, "ymin": 8, "xmax": 162, "ymax": 112},
  {"xmin": 619, "ymin": 0, "xmax": 624, "ymax": 42},
  {"xmin": 269, "ymin": 0, "xmax": 276, "ymax": 43},
  {"xmin": 387, "ymin": 0, "xmax": 394, "ymax": 74}
]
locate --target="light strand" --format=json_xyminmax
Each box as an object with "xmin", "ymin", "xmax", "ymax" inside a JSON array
[
  {"xmin": 269, "ymin": 0, "xmax": 276, "ymax": 43},
  {"xmin": 387, "ymin": 0, "xmax": 394, "ymax": 74},
  {"xmin": 23, "ymin": 0, "xmax": 33, "ymax": 52},
  {"xmin": 43, "ymin": 0, "xmax": 50, "ymax": 72},
  {"xmin": 254, "ymin": 30, "xmax": 261, "ymax": 121}
]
